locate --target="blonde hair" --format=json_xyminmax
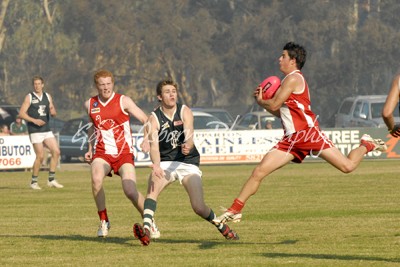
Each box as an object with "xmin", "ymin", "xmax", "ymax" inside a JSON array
[{"xmin": 32, "ymin": 76, "xmax": 44, "ymax": 85}]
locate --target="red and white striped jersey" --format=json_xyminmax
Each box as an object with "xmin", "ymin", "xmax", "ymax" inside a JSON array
[
  {"xmin": 279, "ymin": 70, "xmax": 319, "ymax": 136},
  {"xmin": 88, "ymin": 92, "xmax": 133, "ymax": 155}
]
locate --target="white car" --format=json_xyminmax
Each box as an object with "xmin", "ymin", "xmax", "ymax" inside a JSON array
[
  {"xmin": 335, "ymin": 95, "xmax": 400, "ymax": 128},
  {"xmin": 191, "ymin": 107, "xmax": 235, "ymax": 127},
  {"xmin": 233, "ymin": 111, "xmax": 281, "ymax": 130},
  {"xmin": 192, "ymin": 111, "xmax": 229, "ymax": 130}
]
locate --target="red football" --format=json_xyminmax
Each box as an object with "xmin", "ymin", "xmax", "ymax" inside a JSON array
[{"xmin": 259, "ymin": 76, "xmax": 281, "ymax": 100}]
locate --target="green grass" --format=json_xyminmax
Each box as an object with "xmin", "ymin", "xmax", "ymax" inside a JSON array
[{"xmin": 1, "ymin": 161, "xmax": 400, "ymax": 266}]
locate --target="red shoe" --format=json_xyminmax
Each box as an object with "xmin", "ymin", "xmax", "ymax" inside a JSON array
[
  {"xmin": 133, "ymin": 223, "xmax": 150, "ymax": 246},
  {"xmin": 221, "ymin": 224, "xmax": 239, "ymax": 240}
]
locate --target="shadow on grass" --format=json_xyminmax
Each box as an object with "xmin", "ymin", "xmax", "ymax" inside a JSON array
[
  {"xmin": 261, "ymin": 252, "xmax": 400, "ymax": 263},
  {"xmin": 32, "ymin": 234, "xmax": 134, "ymax": 247},
  {"xmin": 127, "ymin": 237, "xmax": 298, "ymax": 249},
  {"xmin": 125, "ymin": 237, "xmax": 297, "ymax": 249},
  {"xmin": 32, "ymin": 234, "xmax": 235, "ymax": 249},
  {"xmin": 0, "ymin": 234, "xmax": 298, "ymax": 249}
]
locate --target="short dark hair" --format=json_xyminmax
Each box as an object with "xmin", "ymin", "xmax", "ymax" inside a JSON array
[
  {"xmin": 283, "ymin": 42, "xmax": 307, "ymax": 70},
  {"xmin": 156, "ymin": 78, "xmax": 178, "ymax": 96}
]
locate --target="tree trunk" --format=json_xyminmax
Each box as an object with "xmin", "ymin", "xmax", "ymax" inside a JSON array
[
  {"xmin": 43, "ymin": 0, "xmax": 54, "ymax": 25},
  {"xmin": 0, "ymin": 0, "xmax": 10, "ymax": 53}
]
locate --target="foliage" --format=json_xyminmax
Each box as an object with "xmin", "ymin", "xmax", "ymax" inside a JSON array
[{"xmin": 0, "ymin": 0, "xmax": 398, "ymax": 123}]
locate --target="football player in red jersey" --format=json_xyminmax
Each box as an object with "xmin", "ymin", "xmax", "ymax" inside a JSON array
[
  {"xmin": 215, "ymin": 42, "xmax": 387, "ymax": 225},
  {"xmin": 84, "ymin": 69, "xmax": 159, "ymax": 238}
]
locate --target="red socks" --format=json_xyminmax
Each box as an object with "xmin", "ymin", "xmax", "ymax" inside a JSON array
[
  {"xmin": 360, "ymin": 141, "xmax": 374, "ymax": 153},
  {"xmin": 98, "ymin": 209, "xmax": 109, "ymax": 222},
  {"xmin": 228, "ymin": 198, "xmax": 245, "ymax": 212}
]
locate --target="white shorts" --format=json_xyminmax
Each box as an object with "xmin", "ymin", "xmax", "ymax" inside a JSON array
[
  {"xmin": 160, "ymin": 161, "xmax": 202, "ymax": 184},
  {"xmin": 29, "ymin": 131, "xmax": 55, "ymax": 144}
]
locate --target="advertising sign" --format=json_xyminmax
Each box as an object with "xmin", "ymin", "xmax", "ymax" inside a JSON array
[
  {"xmin": 2, "ymin": 127, "xmax": 400, "ymax": 170},
  {"xmin": 0, "ymin": 136, "xmax": 35, "ymax": 169},
  {"xmin": 132, "ymin": 128, "xmax": 400, "ymax": 166}
]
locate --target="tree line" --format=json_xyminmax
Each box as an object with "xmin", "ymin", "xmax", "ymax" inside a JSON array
[{"xmin": 0, "ymin": 0, "xmax": 399, "ymax": 126}]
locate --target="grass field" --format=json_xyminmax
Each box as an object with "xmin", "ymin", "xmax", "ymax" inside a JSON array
[{"xmin": 1, "ymin": 160, "xmax": 400, "ymax": 266}]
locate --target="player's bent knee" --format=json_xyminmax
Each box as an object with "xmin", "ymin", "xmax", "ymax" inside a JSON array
[
  {"xmin": 251, "ymin": 167, "xmax": 269, "ymax": 181},
  {"xmin": 339, "ymin": 163, "xmax": 356, "ymax": 174},
  {"xmin": 91, "ymin": 177, "xmax": 103, "ymax": 189},
  {"xmin": 124, "ymin": 189, "xmax": 138, "ymax": 201},
  {"xmin": 192, "ymin": 204, "xmax": 207, "ymax": 217},
  {"xmin": 35, "ymin": 155, "xmax": 44, "ymax": 162},
  {"xmin": 54, "ymin": 149, "xmax": 61, "ymax": 157}
]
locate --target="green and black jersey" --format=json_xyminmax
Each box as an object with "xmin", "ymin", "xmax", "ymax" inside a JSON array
[
  {"xmin": 27, "ymin": 92, "xmax": 51, "ymax": 134},
  {"xmin": 152, "ymin": 103, "xmax": 200, "ymax": 166}
]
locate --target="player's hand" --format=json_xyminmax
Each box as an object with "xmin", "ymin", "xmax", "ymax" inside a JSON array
[
  {"xmin": 84, "ymin": 151, "xmax": 92, "ymax": 164},
  {"xmin": 34, "ymin": 119, "xmax": 46, "ymax": 127},
  {"xmin": 253, "ymin": 86, "xmax": 262, "ymax": 99},
  {"xmin": 150, "ymin": 164, "xmax": 165, "ymax": 179},
  {"xmin": 389, "ymin": 124, "xmax": 400, "ymax": 138},
  {"xmin": 181, "ymin": 143, "xmax": 192, "ymax": 155},
  {"xmin": 140, "ymin": 138, "xmax": 150, "ymax": 153},
  {"xmin": 254, "ymin": 85, "xmax": 265, "ymax": 106}
]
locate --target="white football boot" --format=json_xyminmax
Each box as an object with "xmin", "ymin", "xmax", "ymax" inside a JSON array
[{"xmin": 97, "ymin": 220, "xmax": 110, "ymax": 237}]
